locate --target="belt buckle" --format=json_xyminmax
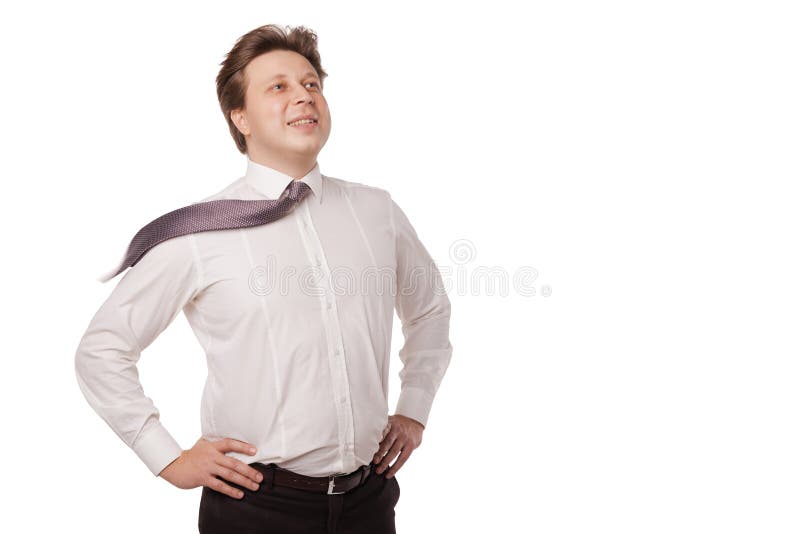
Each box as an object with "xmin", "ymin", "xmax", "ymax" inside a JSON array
[{"xmin": 327, "ymin": 475, "xmax": 345, "ymax": 495}]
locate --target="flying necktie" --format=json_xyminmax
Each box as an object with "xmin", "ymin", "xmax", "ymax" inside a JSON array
[{"xmin": 98, "ymin": 179, "xmax": 313, "ymax": 282}]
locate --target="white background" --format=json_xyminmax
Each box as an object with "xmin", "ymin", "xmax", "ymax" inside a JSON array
[{"xmin": 1, "ymin": 0, "xmax": 798, "ymax": 532}]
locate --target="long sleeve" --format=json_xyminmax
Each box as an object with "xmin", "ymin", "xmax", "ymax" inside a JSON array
[
  {"xmin": 74, "ymin": 234, "xmax": 202, "ymax": 476},
  {"xmin": 390, "ymin": 197, "xmax": 453, "ymax": 428}
]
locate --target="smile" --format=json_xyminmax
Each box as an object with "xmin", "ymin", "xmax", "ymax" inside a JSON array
[{"xmin": 288, "ymin": 118, "xmax": 318, "ymax": 127}]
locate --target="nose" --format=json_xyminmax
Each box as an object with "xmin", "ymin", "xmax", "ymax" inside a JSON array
[{"xmin": 293, "ymin": 85, "xmax": 315, "ymax": 105}]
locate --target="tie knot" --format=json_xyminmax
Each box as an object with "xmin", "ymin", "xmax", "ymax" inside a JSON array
[{"xmin": 284, "ymin": 180, "xmax": 312, "ymax": 203}]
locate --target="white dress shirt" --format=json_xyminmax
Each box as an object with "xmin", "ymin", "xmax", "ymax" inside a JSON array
[{"xmin": 74, "ymin": 158, "xmax": 453, "ymax": 478}]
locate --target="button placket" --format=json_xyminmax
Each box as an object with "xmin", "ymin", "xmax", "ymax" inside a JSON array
[{"xmin": 298, "ymin": 201, "xmax": 356, "ymax": 469}]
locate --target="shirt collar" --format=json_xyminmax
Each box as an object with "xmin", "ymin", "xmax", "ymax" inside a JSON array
[{"xmin": 244, "ymin": 157, "xmax": 323, "ymax": 204}]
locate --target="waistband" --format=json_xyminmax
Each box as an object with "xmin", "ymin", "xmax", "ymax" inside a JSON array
[{"xmin": 250, "ymin": 461, "xmax": 374, "ymax": 495}]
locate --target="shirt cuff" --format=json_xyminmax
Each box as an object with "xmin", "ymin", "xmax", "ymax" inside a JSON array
[
  {"xmin": 132, "ymin": 421, "xmax": 183, "ymax": 477},
  {"xmin": 395, "ymin": 386, "xmax": 435, "ymax": 428}
]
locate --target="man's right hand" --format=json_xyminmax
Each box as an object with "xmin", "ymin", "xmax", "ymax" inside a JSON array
[{"xmin": 158, "ymin": 437, "xmax": 264, "ymax": 499}]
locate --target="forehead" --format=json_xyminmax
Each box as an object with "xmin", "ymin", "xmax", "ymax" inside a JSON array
[{"xmin": 244, "ymin": 50, "xmax": 317, "ymax": 82}]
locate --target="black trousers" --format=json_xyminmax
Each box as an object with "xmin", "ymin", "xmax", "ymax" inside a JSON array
[{"xmin": 198, "ymin": 462, "xmax": 400, "ymax": 533}]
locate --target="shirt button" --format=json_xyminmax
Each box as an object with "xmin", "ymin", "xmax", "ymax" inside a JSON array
[
  {"xmin": 334, "ymin": 348, "xmax": 341, "ymax": 356},
  {"xmin": 315, "ymin": 258, "xmax": 322, "ymax": 267},
  {"xmin": 326, "ymin": 301, "xmax": 333, "ymax": 309}
]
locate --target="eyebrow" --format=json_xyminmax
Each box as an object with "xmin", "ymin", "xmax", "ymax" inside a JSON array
[{"xmin": 266, "ymin": 71, "xmax": 320, "ymax": 82}]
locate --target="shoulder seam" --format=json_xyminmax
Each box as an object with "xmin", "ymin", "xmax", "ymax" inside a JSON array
[
  {"xmin": 388, "ymin": 191, "xmax": 396, "ymax": 244},
  {"xmin": 325, "ymin": 175, "xmax": 389, "ymax": 195},
  {"xmin": 186, "ymin": 234, "xmax": 204, "ymax": 299}
]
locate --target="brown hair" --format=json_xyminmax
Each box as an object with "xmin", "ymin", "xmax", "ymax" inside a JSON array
[{"xmin": 216, "ymin": 24, "xmax": 328, "ymax": 154}]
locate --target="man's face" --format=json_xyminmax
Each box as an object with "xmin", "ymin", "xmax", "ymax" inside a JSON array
[{"xmin": 232, "ymin": 50, "xmax": 331, "ymax": 163}]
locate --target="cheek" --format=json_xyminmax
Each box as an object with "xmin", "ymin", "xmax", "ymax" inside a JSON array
[
  {"xmin": 270, "ymin": 107, "xmax": 287, "ymax": 127},
  {"xmin": 270, "ymin": 100, "xmax": 287, "ymax": 116},
  {"xmin": 320, "ymin": 106, "xmax": 332, "ymax": 126},
  {"xmin": 252, "ymin": 101, "xmax": 287, "ymax": 127}
]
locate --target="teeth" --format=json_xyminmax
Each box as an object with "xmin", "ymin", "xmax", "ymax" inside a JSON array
[{"xmin": 289, "ymin": 119, "xmax": 316, "ymax": 126}]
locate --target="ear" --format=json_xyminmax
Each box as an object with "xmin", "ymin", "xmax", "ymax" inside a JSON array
[{"xmin": 230, "ymin": 108, "xmax": 250, "ymax": 136}]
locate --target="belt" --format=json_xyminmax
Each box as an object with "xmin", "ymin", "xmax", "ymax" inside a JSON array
[{"xmin": 251, "ymin": 462, "xmax": 373, "ymax": 495}]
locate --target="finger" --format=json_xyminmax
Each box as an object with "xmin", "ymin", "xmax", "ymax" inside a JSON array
[
  {"xmin": 248, "ymin": 465, "xmax": 265, "ymax": 484},
  {"xmin": 373, "ymin": 434, "xmax": 397, "ymax": 464},
  {"xmin": 213, "ymin": 462, "xmax": 261, "ymax": 492},
  {"xmin": 381, "ymin": 421, "xmax": 392, "ymax": 439},
  {"xmin": 225, "ymin": 456, "xmax": 265, "ymax": 484},
  {"xmin": 373, "ymin": 433, "xmax": 394, "ymax": 460},
  {"xmin": 206, "ymin": 475, "xmax": 246, "ymax": 499},
  {"xmin": 385, "ymin": 447, "xmax": 412, "ymax": 478},
  {"xmin": 373, "ymin": 439, "xmax": 387, "ymax": 464},
  {"xmin": 217, "ymin": 438, "xmax": 258, "ymax": 456},
  {"xmin": 219, "ymin": 456, "xmax": 264, "ymax": 486},
  {"xmin": 376, "ymin": 440, "xmax": 404, "ymax": 474}
]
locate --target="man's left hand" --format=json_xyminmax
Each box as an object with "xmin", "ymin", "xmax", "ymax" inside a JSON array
[{"xmin": 373, "ymin": 414, "xmax": 425, "ymax": 478}]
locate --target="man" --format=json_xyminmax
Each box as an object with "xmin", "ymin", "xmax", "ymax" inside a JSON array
[{"xmin": 74, "ymin": 23, "xmax": 452, "ymax": 534}]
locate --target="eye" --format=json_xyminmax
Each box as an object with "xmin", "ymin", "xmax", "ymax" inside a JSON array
[{"xmin": 271, "ymin": 82, "xmax": 318, "ymax": 91}]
